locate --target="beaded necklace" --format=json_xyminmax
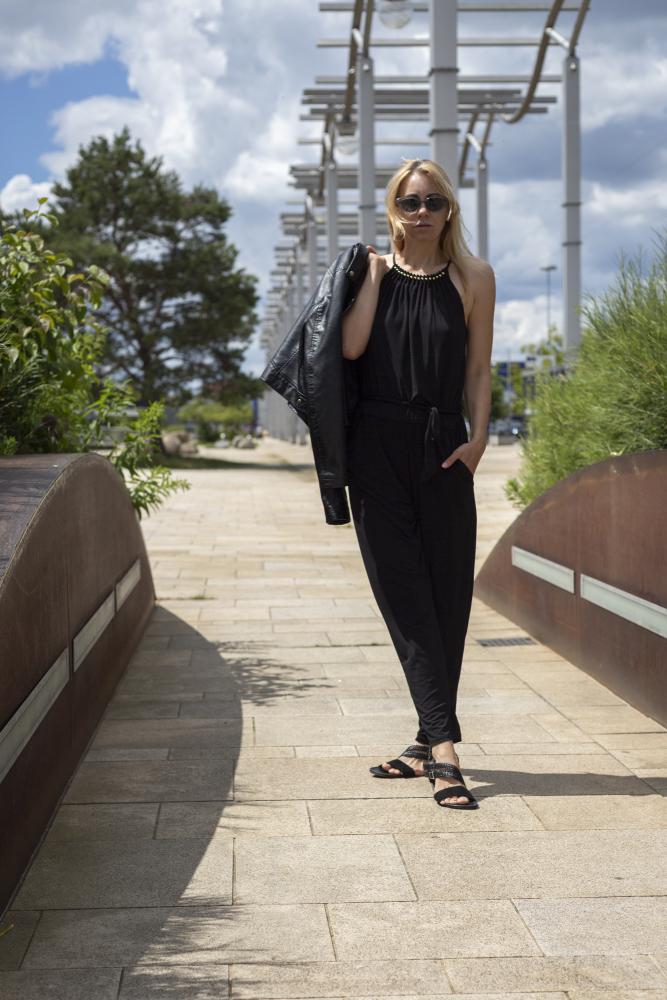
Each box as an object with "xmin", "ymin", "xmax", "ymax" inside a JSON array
[{"xmin": 391, "ymin": 251, "xmax": 450, "ymax": 281}]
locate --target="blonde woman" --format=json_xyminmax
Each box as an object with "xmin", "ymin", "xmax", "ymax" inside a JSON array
[{"xmin": 342, "ymin": 158, "xmax": 495, "ymax": 809}]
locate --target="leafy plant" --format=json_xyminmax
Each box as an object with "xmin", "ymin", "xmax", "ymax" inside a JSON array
[
  {"xmin": 0, "ymin": 203, "xmax": 189, "ymax": 517},
  {"xmin": 506, "ymin": 232, "xmax": 667, "ymax": 508}
]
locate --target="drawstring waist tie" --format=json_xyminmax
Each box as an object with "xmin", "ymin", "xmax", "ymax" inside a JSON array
[{"xmin": 354, "ymin": 396, "xmax": 465, "ymax": 483}]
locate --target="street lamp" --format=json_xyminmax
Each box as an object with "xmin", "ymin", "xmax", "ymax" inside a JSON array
[
  {"xmin": 378, "ymin": 1, "xmax": 413, "ymax": 29},
  {"xmin": 540, "ymin": 264, "xmax": 557, "ymax": 340}
]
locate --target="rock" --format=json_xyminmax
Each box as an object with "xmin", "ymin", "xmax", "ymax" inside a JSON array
[{"xmin": 161, "ymin": 432, "xmax": 182, "ymax": 456}]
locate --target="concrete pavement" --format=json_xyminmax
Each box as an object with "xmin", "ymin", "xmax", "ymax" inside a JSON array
[{"xmin": 1, "ymin": 436, "xmax": 666, "ymax": 999}]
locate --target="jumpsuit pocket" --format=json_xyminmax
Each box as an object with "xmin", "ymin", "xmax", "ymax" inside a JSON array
[{"xmin": 454, "ymin": 458, "xmax": 474, "ymax": 481}]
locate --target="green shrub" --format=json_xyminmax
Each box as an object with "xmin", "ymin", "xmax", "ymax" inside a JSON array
[
  {"xmin": 0, "ymin": 203, "xmax": 189, "ymax": 517},
  {"xmin": 176, "ymin": 398, "xmax": 253, "ymax": 441},
  {"xmin": 506, "ymin": 233, "xmax": 667, "ymax": 508}
]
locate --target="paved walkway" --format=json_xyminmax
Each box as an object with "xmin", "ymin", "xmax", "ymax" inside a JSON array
[{"xmin": 1, "ymin": 438, "xmax": 666, "ymax": 999}]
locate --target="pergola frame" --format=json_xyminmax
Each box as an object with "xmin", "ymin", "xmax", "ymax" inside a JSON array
[{"xmin": 260, "ymin": 0, "xmax": 590, "ymax": 442}]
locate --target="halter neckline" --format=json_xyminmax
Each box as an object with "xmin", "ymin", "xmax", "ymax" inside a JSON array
[{"xmin": 391, "ymin": 252, "xmax": 451, "ymax": 281}]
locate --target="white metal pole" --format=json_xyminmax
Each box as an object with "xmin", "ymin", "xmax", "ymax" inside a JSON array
[
  {"xmin": 476, "ymin": 155, "xmax": 489, "ymax": 260},
  {"xmin": 326, "ymin": 156, "xmax": 339, "ymax": 265},
  {"xmin": 429, "ymin": 0, "xmax": 459, "ymax": 190},
  {"xmin": 306, "ymin": 206, "xmax": 318, "ymax": 293},
  {"xmin": 357, "ymin": 50, "xmax": 377, "ymax": 245},
  {"xmin": 294, "ymin": 244, "xmax": 305, "ymax": 310},
  {"xmin": 562, "ymin": 52, "xmax": 581, "ymax": 353}
]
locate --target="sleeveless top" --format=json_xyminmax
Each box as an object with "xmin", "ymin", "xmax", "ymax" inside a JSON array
[
  {"xmin": 357, "ymin": 253, "xmax": 468, "ymax": 412},
  {"xmin": 354, "ymin": 253, "xmax": 469, "ymax": 482}
]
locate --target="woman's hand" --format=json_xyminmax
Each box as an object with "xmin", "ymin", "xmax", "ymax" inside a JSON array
[
  {"xmin": 441, "ymin": 439, "xmax": 486, "ymax": 476},
  {"xmin": 367, "ymin": 245, "xmax": 390, "ymax": 277}
]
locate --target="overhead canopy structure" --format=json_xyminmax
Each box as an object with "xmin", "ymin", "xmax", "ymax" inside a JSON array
[{"xmin": 259, "ymin": 0, "xmax": 590, "ymax": 442}]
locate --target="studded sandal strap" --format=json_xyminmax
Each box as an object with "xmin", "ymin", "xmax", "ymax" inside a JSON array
[
  {"xmin": 425, "ymin": 761, "xmax": 464, "ymax": 784},
  {"xmin": 433, "ymin": 785, "xmax": 476, "ymax": 805},
  {"xmin": 384, "ymin": 758, "xmax": 417, "ymax": 777},
  {"xmin": 403, "ymin": 744, "xmax": 430, "ymax": 759}
]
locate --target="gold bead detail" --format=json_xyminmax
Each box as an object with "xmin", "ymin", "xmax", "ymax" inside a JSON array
[{"xmin": 392, "ymin": 261, "xmax": 449, "ymax": 281}]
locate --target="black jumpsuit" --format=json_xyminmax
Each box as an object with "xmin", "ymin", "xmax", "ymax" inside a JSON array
[{"xmin": 347, "ymin": 254, "xmax": 476, "ymax": 746}]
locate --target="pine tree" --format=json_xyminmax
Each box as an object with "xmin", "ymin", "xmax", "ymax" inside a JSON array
[{"xmin": 49, "ymin": 128, "xmax": 260, "ymax": 404}]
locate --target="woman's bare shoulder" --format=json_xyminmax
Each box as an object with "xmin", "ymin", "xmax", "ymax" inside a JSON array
[
  {"xmin": 456, "ymin": 253, "xmax": 495, "ymax": 282},
  {"xmin": 453, "ymin": 254, "xmax": 495, "ymax": 305}
]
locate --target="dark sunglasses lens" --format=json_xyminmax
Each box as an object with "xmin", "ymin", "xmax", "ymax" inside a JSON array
[
  {"xmin": 425, "ymin": 196, "xmax": 449, "ymax": 212},
  {"xmin": 397, "ymin": 197, "xmax": 421, "ymax": 214}
]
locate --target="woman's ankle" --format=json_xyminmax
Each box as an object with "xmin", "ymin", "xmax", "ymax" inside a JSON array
[{"xmin": 430, "ymin": 739, "xmax": 458, "ymax": 761}]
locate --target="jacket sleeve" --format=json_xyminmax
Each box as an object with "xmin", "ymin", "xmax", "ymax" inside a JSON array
[{"xmin": 259, "ymin": 286, "xmax": 320, "ymax": 426}]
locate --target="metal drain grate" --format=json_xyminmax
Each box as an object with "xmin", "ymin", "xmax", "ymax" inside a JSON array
[{"xmin": 476, "ymin": 636, "xmax": 537, "ymax": 647}]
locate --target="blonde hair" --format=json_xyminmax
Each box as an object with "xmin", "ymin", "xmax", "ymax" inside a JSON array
[{"xmin": 385, "ymin": 158, "xmax": 473, "ymax": 296}]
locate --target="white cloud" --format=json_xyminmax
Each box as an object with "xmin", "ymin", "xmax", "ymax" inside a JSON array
[
  {"xmin": 581, "ymin": 47, "xmax": 667, "ymax": 131},
  {"xmin": 41, "ymin": 96, "xmax": 149, "ymax": 176},
  {"xmin": 0, "ymin": 173, "xmax": 52, "ymax": 213},
  {"xmin": 493, "ymin": 296, "xmax": 562, "ymax": 359},
  {"xmin": 223, "ymin": 99, "xmax": 302, "ymax": 202},
  {"xmin": 588, "ymin": 178, "xmax": 667, "ymax": 228}
]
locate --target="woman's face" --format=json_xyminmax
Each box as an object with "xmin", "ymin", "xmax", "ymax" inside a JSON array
[{"xmin": 396, "ymin": 171, "xmax": 450, "ymax": 247}]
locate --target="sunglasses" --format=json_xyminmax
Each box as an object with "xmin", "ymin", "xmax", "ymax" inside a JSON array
[{"xmin": 395, "ymin": 194, "xmax": 450, "ymax": 215}]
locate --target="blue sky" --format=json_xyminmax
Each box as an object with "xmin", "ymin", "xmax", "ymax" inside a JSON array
[{"xmin": 1, "ymin": 0, "xmax": 666, "ymax": 373}]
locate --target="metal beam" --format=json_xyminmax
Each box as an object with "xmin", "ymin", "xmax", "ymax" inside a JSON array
[
  {"xmin": 318, "ymin": 37, "xmax": 562, "ymax": 47},
  {"xmin": 315, "ymin": 74, "xmax": 563, "ymax": 83},
  {"xmin": 320, "ymin": 2, "xmax": 582, "ymax": 9}
]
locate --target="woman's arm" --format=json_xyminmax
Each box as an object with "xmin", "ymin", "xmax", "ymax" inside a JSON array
[
  {"xmin": 342, "ymin": 251, "xmax": 389, "ymax": 359},
  {"xmin": 442, "ymin": 257, "xmax": 496, "ymax": 474}
]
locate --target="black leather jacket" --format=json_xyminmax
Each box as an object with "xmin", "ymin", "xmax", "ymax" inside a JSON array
[{"xmin": 260, "ymin": 242, "xmax": 370, "ymax": 525}]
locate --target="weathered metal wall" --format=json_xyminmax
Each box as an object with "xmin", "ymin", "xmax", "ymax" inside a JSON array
[
  {"xmin": 0, "ymin": 454, "xmax": 154, "ymax": 913},
  {"xmin": 475, "ymin": 451, "xmax": 667, "ymax": 725}
]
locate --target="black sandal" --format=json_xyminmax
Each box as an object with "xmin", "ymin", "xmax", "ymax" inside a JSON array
[
  {"xmin": 369, "ymin": 743, "xmax": 430, "ymax": 779},
  {"xmin": 425, "ymin": 760, "xmax": 479, "ymax": 809}
]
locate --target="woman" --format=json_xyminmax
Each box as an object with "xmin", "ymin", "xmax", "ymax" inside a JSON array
[{"xmin": 342, "ymin": 158, "xmax": 495, "ymax": 809}]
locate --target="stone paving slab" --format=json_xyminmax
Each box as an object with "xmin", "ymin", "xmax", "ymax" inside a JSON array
[
  {"xmin": 0, "ymin": 910, "xmax": 40, "ymax": 970},
  {"xmin": 395, "ymin": 830, "xmax": 666, "ymax": 899},
  {"xmin": 234, "ymin": 834, "xmax": 416, "ymax": 904},
  {"xmin": 307, "ymin": 795, "xmax": 543, "ymax": 834},
  {"xmin": 19, "ymin": 905, "xmax": 334, "ymax": 967},
  {"xmin": 46, "ymin": 803, "xmax": 159, "ymax": 842},
  {"xmin": 253, "ymin": 713, "xmax": 559, "ymax": 747},
  {"xmin": 326, "ymin": 900, "xmax": 542, "ymax": 959},
  {"xmin": 228, "ymin": 959, "xmax": 451, "ymax": 998},
  {"xmin": 13, "ymin": 837, "xmax": 234, "ymax": 909},
  {"xmin": 119, "ymin": 964, "xmax": 231, "ymax": 999},
  {"xmin": 513, "ymin": 897, "xmax": 667, "ymax": 955},
  {"xmin": 522, "ymin": 793, "xmax": 667, "ymax": 830},
  {"xmin": 91, "ymin": 718, "xmax": 252, "ymax": 749},
  {"xmin": 156, "ymin": 800, "xmax": 311, "ymax": 839},
  {"xmin": 442, "ymin": 956, "xmax": 667, "ymax": 994},
  {"xmin": 64, "ymin": 759, "xmax": 235, "ymax": 803},
  {"xmin": 2, "ymin": 438, "xmax": 665, "ymax": 996},
  {"xmin": 0, "ymin": 968, "xmax": 122, "ymax": 1000}
]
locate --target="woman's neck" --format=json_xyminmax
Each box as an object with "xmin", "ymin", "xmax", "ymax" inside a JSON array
[{"xmin": 396, "ymin": 242, "xmax": 448, "ymax": 272}]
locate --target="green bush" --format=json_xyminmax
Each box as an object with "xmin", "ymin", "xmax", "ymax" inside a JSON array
[
  {"xmin": 506, "ymin": 233, "xmax": 667, "ymax": 508},
  {"xmin": 176, "ymin": 398, "xmax": 253, "ymax": 442},
  {"xmin": 0, "ymin": 203, "xmax": 189, "ymax": 517}
]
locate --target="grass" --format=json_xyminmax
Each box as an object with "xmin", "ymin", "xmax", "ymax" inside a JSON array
[{"xmin": 506, "ymin": 231, "xmax": 667, "ymax": 509}]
